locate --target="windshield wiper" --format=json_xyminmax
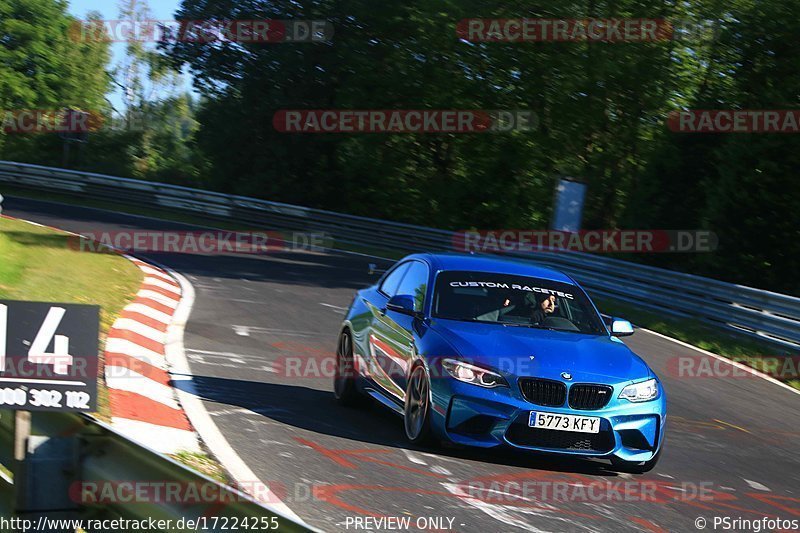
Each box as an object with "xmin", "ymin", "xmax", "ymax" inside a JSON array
[
  {"xmin": 501, "ymin": 323, "xmax": 557, "ymax": 330},
  {"xmin": 439, "ymin": 318, "xmax": 577, "ymax": 333}
]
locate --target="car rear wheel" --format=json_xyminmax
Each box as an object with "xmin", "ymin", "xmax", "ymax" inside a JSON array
[
  {"xmin": 333, "ymin": 331, "xmax": 364, "ymax": 406},
  {"xmin": 404, "ymin": 364, "xmax": 433, "ymax": 445}
]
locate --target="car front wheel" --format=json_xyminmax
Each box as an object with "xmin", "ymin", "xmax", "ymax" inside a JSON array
[{"xmin": 404, "ymin": 364, "xmax": 433, "ymax": 445}]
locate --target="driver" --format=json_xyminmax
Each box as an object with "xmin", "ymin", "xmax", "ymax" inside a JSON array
[{"xmin": 531, "ymin": 293, "xmax": 556, "ymax": 324}]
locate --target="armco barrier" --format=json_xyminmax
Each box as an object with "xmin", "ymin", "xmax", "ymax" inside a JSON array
[
  {"xmin": 0, "ymin": 410, "xmax": 314, "ymax": 531},
  {"xmin": 1, "ymin": 160, "xmax": 798, "ymax": 348}
]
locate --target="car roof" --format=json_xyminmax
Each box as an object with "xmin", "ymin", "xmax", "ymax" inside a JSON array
[{"xmin": 404, "ymin": 252, "xmax": 575, "ymax": 284}]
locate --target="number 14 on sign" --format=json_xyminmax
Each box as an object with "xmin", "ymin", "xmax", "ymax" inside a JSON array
[{"xmin": 0, "ymin": 304, "xmax": 73, "ymax": 374}]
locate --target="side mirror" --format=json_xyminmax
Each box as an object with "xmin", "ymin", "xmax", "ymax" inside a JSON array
[
  {"xmin": 385, "ymin": 294, "xmax": 418, "ymax": 316},
  {"xmin": 368, "ymin": 263, "xmax": 386, "ymax": 275},
  {"xmin": 610, "ymin": 318, "xmax": 634, "ymax": 337}
]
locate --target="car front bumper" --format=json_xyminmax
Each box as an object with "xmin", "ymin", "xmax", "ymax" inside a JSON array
[{"xmin": 430, "ymin": 378, "xmax": 666, "ymax": 463}]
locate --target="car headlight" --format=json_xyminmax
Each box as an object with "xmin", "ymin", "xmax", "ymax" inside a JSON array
[
  {"xmin": 619, "ymin": 378, "xmax": 659, "ymax": 402},
  {"xmin": 442, "ymin": 359, "xmax": 508, "ymax": 388}
]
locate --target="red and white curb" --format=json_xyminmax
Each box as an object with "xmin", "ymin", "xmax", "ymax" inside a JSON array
[
  {"xmin": 105, "ymin": 257, "xmax": 201, "ymax": 454},
  {"xmin": 1, "ymin": 214, "xmax": 201, "ymax": 453},
  {"xmin": 3, "ymin": 215, "xmax": 304, "ymax": 522}
]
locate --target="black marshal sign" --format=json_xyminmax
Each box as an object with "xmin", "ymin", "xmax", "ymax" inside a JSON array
[{"xmin": 0, "ymin": 300, "xmax": 99, "ymax": 411}]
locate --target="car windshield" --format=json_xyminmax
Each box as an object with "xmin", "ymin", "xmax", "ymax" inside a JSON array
[{"xmin": 432, "ymin": 271, "xmax": 606, "ymax": 335}]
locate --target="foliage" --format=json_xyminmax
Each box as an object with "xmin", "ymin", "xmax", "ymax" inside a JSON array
[{"xmin": 1, "ymin": 0, "xmax": 798, "ymax": 294}]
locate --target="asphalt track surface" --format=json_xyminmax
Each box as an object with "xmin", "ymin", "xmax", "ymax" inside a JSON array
[{"xmin": 4, "ymin": 195, "xmax": 800, "ymax": 533}]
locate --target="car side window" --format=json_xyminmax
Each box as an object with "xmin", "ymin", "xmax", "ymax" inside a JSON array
[
  {"xmin": 395, "ymin": 261, "xmax": 429, "ymax": 312},
  {"xmin": 379, "ymin": 262, "xmax": 411, "ymax": 297}
]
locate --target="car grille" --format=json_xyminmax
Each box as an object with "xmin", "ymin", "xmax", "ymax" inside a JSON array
[
  {"xmin": 519, "ymin": 378, "xmax": 567, "ymax": 407},
  {"xmin": 506, "ymin": 424, "xmax": 615, "ymax": 452},
  {"xmin": 568, "ymin": 384, "xmax": 613, "ymax": 410}
]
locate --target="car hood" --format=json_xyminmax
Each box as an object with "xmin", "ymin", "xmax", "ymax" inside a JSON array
[{"xmin": 429, "ymin": 319, "xmax": 652, "ymax": 384}]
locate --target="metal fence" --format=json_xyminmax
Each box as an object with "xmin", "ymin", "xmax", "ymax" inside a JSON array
[
  {"xmin": 0, "ymin": 410, "xmax": 313, "ymax": 531},
  {"xmin": 1, "ymin": 160, "xmax": 798, "ymax": 348}
]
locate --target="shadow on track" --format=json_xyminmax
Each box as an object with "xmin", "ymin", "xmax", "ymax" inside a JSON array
[{"xmin": 174, "ymin": 375, "xmax": 623, "ymax": 477}]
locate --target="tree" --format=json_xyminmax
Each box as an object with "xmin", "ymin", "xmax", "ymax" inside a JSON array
[{"xmin": 0, "ymin": 0, "xmax": 111, "ymax": 160}]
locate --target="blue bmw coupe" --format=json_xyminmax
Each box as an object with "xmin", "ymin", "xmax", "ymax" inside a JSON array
[{"xmin": 334, "ymin": 253, "xmax": 665, "ymax": 473}]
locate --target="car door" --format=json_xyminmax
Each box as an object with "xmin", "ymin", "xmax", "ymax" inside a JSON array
[
  {"xmin": 364, "ymin": 261, "xmax": 411, "ymax": 399},
  {"xmin": 369, "ymin": 260, "xmax": 429, "ymax": 401}
]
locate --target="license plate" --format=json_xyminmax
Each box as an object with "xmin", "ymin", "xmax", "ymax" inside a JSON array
[{"xmin": 528, "ymin": 411, "xmax": 601, "ymax": 434}]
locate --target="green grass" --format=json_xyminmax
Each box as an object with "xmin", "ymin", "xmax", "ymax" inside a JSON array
[
  {"xmin": 595, "ymin": 296, "xmax": 799, "ymax": 390},
  {"xmin": 171, "ymin": 451, "xmax": 229, "ymax": 484},
  {"xmin": 0, "ymin": 216, "xmax": 143, "ymax": 418}
]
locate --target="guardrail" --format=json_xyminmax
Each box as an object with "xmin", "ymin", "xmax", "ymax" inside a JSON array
[
  {"xmin": 1, "ymin": 160, "xmax": 798, "ymax": 348},
  {"xmin": 0, "ymin": 410, "xmax": 313, "ymax": 531}
]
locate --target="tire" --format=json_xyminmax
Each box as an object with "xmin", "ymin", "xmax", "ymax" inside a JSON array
[
  {"xmin": 404, "ymin": 364, "xmax": 433, "ymax": 445},
  {"xmin": 333, "ymin": 331, "xmax": 364, "ymax": 407},
  {"xmin": 611, "ymin": 448, "xmax": 662, "ymax": 474}
]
